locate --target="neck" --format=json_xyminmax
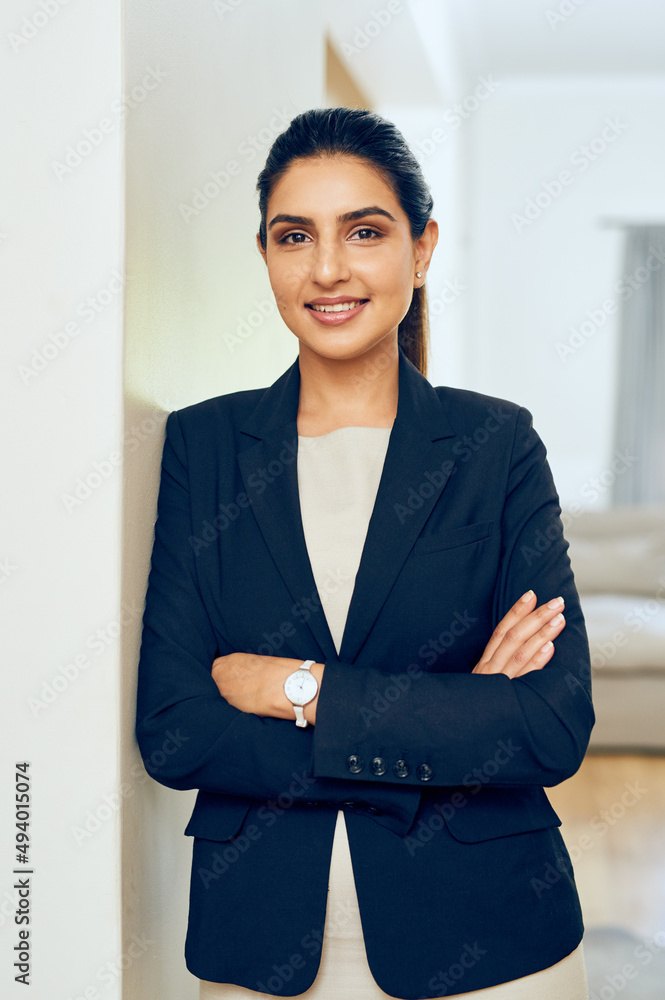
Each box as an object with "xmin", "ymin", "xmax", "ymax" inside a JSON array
[{"xmin": 296, "ymin": 338, "xmax": 399, "ymax": 436}]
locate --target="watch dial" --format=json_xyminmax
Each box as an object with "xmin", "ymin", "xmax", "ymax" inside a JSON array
[{"xmin": 285, "ymin": 670, "xmax": 317, "ymax": 705}]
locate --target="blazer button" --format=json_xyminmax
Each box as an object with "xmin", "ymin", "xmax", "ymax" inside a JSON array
[
  {"xmin": 392, "ymin": 759, "xmax": 410, "ymax": 779},
  {"xmin": 346, "ymin": 754, "xmax": 364, "ymax": 774},
  {"xmin": 370, "ymin": 756, "xmax": 387, "ymax": 776},
  {"xmin": 417, "ymin": 763, "xmax": 434, "ymax": 782}
]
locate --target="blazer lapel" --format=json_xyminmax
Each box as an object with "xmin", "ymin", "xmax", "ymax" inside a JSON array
[{"xmin": 236, "ymin": 349, "xmax": 457, "ymax": 664}]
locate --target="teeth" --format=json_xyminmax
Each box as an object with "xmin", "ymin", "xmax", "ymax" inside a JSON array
[{"xmin": 310, "ymin": 300, "xmax": 365, "ymax": 313}]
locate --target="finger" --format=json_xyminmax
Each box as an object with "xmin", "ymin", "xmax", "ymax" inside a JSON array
[
  {"xmin": 495, "ymin": 613, "xmax": 566, "ymax": 677},
  {"xmin": 484, "ymin": 597, "xmax": 565, "ymax": 669},
  {"xmin": 475, "ymin": 593, "xmax": 562, "ymax": 671},
  {"xmin": 473, "ymin": 608, "xmax": 566, "ymax": 676},
  {"xmin": 478, "ymin": 590, "xmax": 537, "ymax": 664},
  {"xmin": 512, "ymin": 638, "xmax": 556, "ymax": 677}
]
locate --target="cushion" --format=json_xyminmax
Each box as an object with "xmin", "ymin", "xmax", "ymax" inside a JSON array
[
  {"xmin": 580, "ymin": 593, "xmax": 665, "ymax": 672},
  {"xmin": 564, "ymin": 505, "xmax": 665, "ymax": 596}
]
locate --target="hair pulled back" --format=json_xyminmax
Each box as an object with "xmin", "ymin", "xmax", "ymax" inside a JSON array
[{"xmin": 256, "ymin": 107, "xmax": 433, "ymax": 376}]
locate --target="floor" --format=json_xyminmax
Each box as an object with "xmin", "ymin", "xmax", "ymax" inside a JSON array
[{"xmin": 548, "ymin": 752, "xmax": 665, "ymax": 943}]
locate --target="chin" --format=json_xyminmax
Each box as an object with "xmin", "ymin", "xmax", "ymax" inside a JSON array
[{"xmin": 301, "ymin": 339, "xmax": 382, "ymax": 363}]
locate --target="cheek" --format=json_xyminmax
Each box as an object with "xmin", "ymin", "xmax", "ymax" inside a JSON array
[
  {"xmin": 373, "ymin": 250, "xmax": 414, "ymax": 302},
  {"xmin": 382, "ymin": 270, "xmax": 415, "ymax": 316},
  {"xmin": 269, "ymin": 265, "xmax": 306, "ymax": 307}
]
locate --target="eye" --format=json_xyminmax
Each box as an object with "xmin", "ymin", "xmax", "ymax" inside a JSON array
[
  {"xmin": 278, "ymin": 231, "xmax": 311, "ymax": 245},
  {"xmin": 349, "ymin": 227, "xmax": 381, "ymax": 241}
]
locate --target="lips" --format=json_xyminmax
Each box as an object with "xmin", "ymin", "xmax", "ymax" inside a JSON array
[
  {"xmin": 304, "ymin": 298, "xmax": 369, "ymax": 326},
  {"xmin": 307, "ymin": 300, "xmax": 367, "ymax": 313}
]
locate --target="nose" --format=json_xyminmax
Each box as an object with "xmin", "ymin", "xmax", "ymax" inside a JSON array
[{"xmin": 309, "ymin": 236, "xmax": 351, "ymax": 287}]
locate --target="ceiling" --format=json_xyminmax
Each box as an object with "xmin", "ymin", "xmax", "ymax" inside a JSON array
[
  {"xmin": 326, "ymin": 0, "xmax": 665, "ymax": 108},
  {"xmin": 442, "ymin": 0, "xmax": 665, "ymax": 89}
]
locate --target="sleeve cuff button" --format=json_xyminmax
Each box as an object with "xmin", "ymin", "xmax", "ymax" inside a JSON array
[
  {"xmin": 370, "ymin": 757, "xmax": 387, "ymax": 776},
  {"xmin": 392, "ymin": 759, "xmax": 410, "ymax": 778},
  {"xmin": 346, "ymin": 754, "xmax": 364, "ymax": 774}
]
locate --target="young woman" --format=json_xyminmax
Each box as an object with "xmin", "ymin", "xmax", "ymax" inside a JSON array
[{"xmin": 136, "ymin": 107, "xmax": 593, "ymax": 998}]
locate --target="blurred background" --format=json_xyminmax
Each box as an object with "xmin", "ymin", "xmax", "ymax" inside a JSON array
[{"xmin": 2, "ymin": 1, "xmax": 665, "ymax": 997}]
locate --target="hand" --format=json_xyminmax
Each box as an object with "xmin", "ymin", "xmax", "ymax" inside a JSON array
[
  {"xmin": 472, "ymin": 591, "xmax": 566, "ymax": 678},
  {"xmin": 211, "ymin": 653, "xmax": 324, "ymax": 723}
]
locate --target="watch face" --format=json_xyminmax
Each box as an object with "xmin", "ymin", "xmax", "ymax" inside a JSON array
[{"xmin": 284, "ymin": 669, "xmax": 318, "ymax": 707}]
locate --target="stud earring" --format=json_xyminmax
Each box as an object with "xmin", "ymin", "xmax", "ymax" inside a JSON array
[{"xmin": 416, "ymin": 271, "xmax": 423, "ymax": 278}]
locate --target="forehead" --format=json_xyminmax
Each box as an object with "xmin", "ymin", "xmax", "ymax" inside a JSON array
[{"xmin": 268, "ymin": 154, "xmax": 402, "ymax": 216}]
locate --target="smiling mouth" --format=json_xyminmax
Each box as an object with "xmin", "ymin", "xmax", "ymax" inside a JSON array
[{"xmin": 306, "ymin": 300, "xmax": 368, "ymax": 313}]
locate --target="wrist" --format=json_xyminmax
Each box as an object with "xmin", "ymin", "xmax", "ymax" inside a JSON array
[
  {"xmin": 303, "ymin": 662, "xmax": 324, "ymax": 725},
  {"xmin": 279, "ymin": 659, "xmax": 324, "ymax": 725}
]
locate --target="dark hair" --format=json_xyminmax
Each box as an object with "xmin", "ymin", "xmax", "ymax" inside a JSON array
[{"xmin": 256, "ymin": 107, "xmax": 434, "ymax": 377}]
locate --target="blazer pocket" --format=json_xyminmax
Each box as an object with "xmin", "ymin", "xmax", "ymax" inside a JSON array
[
  {"xmin": 184, "ymin": 790, "xmax": 253, "ymax": 842},
  {"xmin": 433, "ymin": 785, "xmax": 561, "ymax": 843},
  {"xmin": 413, "ymin": 519, "xmax": 494, "ymax": 556}
]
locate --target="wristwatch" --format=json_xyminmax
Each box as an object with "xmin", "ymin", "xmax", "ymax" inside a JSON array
[{"xmin": 283, "ymin": 659, "xmax": 318, "ymax": 727}]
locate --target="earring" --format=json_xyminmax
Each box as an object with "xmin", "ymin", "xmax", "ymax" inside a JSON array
[{"xmin": 416, "ymin": 271, "xmax": 423, "ymax": 278}]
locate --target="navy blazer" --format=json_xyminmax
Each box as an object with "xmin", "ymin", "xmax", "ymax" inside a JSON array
[{"xmin": 135, "ymin": 347, "xmax": 594, "ymax": 998}]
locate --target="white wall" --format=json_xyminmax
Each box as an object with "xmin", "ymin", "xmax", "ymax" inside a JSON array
[
  {"xmin": 121, "ymin": 3, "xmax": 327, "ymax": 997},
  {"xmin": 1, "ymin": 2, "xmax": 124, "ymax": 998},
  {"xmin": 457, "ymin": 79, "xmax": 665, "ymax": 507}
]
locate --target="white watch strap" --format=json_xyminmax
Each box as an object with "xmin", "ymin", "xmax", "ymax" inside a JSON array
[
  {"xmin": 294, "ymin": 705, "xmax": 307, "ymax": 727},
  {"xmin": 292, "ymin": 661, "xmax": 316, "ymax": 727}
]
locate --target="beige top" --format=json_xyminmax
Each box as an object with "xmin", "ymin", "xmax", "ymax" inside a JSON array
[
  {"xmin": 199, "ymin": 426, "xmax": 588, "ymax": 999},
  {"xmin": 296, "ymin": 425, "xmax": 392, "ymax": 654}
]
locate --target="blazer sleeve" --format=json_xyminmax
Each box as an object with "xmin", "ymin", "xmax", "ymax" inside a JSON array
[
  {"xmin": 134, "ymin": 411, "xmax": 420, "ymax": 834},
  {"xmin": 311, "ymin": 406, "xmax": 595, "ymax": 790}
]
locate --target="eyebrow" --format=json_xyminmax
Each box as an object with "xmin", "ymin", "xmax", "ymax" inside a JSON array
[{"xmin": 267, "ymin": 205, "xmax": 397, "ymax": 230}]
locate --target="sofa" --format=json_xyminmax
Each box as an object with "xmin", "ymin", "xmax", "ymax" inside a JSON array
[{"xmin": 563, "ymin": 504, "xmax": 665, "ymax": 752}]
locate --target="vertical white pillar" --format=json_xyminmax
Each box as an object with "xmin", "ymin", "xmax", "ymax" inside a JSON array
[{"xmin": 1, "ymin": 2, "xmax": 124, "ymax": 998}]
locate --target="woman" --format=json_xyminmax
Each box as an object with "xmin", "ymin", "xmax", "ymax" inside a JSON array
[{"xmin": 135, "ymin": 107, "xmax": 593, "ymax": 998}]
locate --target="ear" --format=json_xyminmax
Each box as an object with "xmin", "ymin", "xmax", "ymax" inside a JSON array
[
  {"xmin": 256, "ymin": 232, "xmax": 267, "ymax": 262},
  {"xmin": 413, "ymin": 218, "xmax": 439, "ymax": 278}
]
